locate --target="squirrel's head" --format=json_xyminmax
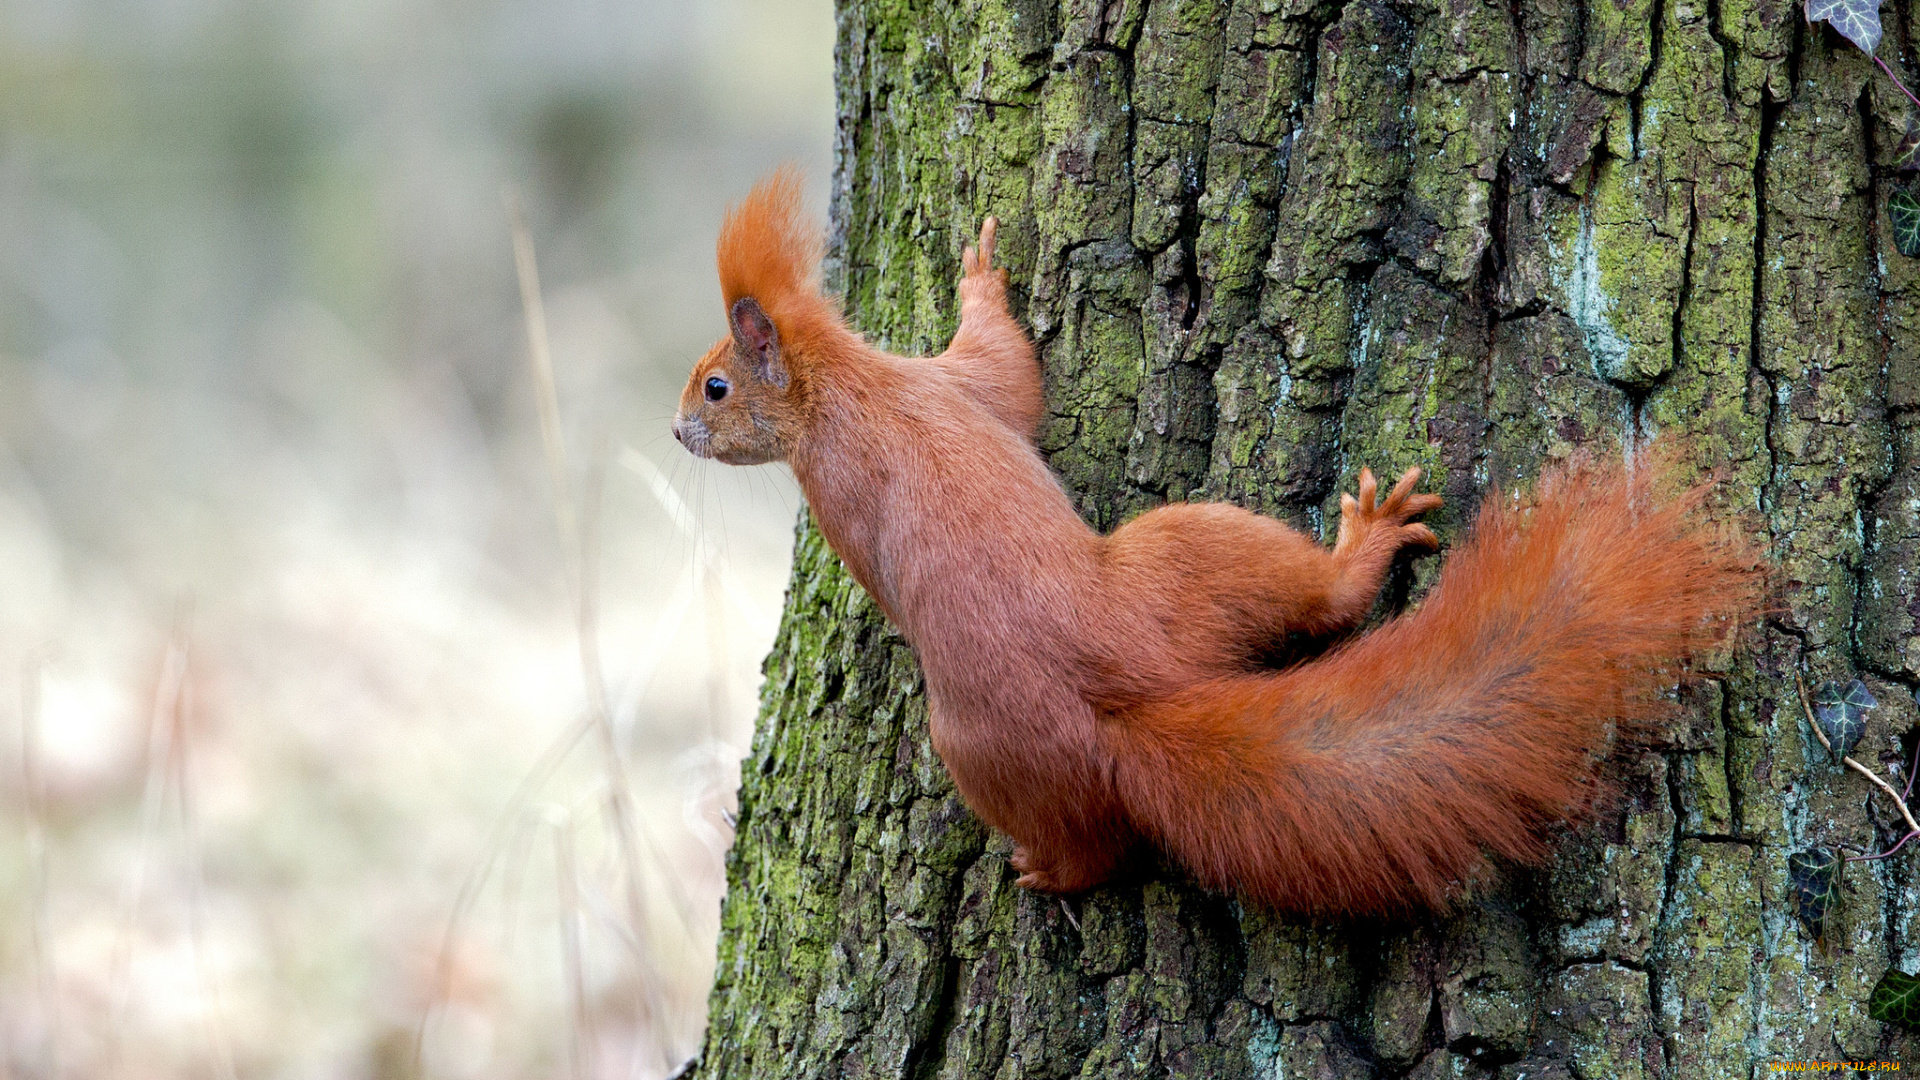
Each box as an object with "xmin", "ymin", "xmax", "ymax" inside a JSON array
[
  {"xmin": 673, "ymin": 295, "xmax": 800, "ymax": 464},
  {"xmin": 674, "ymin": 168, "xmax": 824, "ymax": 465}
]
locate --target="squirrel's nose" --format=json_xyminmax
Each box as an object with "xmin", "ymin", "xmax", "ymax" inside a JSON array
[{"xmin": 671, "ymin": 418, "xmax": 688, "ymax": 446}]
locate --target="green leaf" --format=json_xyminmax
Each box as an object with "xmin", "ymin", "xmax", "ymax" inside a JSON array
[
  {"xmin": 1813, "ymin": 679, "xmax": 1875, "ymax": 759},
  {"xmin": 1870, "ymin": 969, "xmax": 1920, "ymax": 1031},
  {"xmin": 1809, "ymin": 0, "xmax": 1884, "ymax": 56},
  {"xmin": 1845, "ymin": 680, "xmax": 1879, "ymax": 710},
  {"xmin": 1895, "ymin": 114, "xmax": 1920, "ymax": 170},
  {"xmin": 1891, "ymin": 188, "xmax": 1920, "ymax": 257},
  {"xmin": 1788, "ymin": 847, "xmax": 1843, "ymax": 942}
]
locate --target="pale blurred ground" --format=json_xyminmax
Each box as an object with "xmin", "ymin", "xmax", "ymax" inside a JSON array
[{"xmin": 0, "ymin": 0, "xmax": 830, "ymax": 1076}]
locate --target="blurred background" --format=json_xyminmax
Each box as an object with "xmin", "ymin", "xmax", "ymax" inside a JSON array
[{"xmin": 0, "ymin": 0, "xmax": 830, "ymax": 1075}]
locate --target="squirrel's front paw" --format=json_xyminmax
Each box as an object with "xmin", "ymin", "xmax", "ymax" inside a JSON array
[
  {"xmin": 960, "ymin": 217, "xmax": 1007, "ymax": 297},
  {"xmin": 962, "ymin": 217, "xmax": 998, "ymax": 274},
  {"xmin": 1338, "ymin": 466, "xmax": 1444, "ymax": 555}
]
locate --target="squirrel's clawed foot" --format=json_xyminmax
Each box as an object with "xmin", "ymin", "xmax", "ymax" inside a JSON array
[
  {"xmin": 1011, "ymin": 843, "xmax": 1109, "ymax": 894},
  {"xmin": 1010, "ymin": 844, "xmax": 1059, "ymax": 891},
  {"xmin": 962, "ymin": 216, "xmax": 998, "ymax": 276},
  {"xmin": 1336, "ymin": 466, "xmax": 1444, "ymax": 557},
  {"xmin": 960, "ymin": 217, "xmax": 1007, "ymax": 301}
]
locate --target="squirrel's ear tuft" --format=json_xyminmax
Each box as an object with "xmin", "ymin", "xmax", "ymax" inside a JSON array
[
  {"xmin": 716, "ymin": 166, "xmax": 821, "ymax": 321},
  {"xmin": 730, "ymin": 297, "xmax": 787, "ymax": 389}
]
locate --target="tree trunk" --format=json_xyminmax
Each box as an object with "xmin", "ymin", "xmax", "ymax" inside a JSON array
[{"xmin": 690, "ymin": 0, "xmax": 1920, "ymax": 1074}]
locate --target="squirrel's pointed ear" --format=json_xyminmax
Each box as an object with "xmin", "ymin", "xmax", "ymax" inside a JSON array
[{"xmin": 729, "ymin": 297, "xmax": 787, "ymax": 389}]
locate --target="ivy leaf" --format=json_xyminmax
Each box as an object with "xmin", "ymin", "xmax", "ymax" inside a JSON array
[
  {"xmin": 1896, "ymin": 115, "xmax": 1920, "ymax": 170},
  {"xmin": 1809, "ymin": 0, "xmax": 1884, "ymax": 57},
  {"xmin": 1844, "ymin": 681, "xmax": 1880, "ymax": 710},
  {"xmin": 1813, "ymin": 678, "xmax": 1877, "ymax": 759},
  {"xmin": 1788, "ymin": 847, "xmax": 1843, "ymax": 942},
  {"xmin": 1896, "ymin": 186, "xmax": 1920, "ymax": 258},
  {"xmin": 1870, "ymin": 969, "xmax": 1920, "ymax": 1031}
]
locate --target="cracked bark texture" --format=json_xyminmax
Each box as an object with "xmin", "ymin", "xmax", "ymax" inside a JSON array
[{"xmin": 688, "ymin": 0, "xmax": 1920, "ymax": 1074}]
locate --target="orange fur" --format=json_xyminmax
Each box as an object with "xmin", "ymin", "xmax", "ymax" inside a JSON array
[
  {"xmin": 672, "ymin": 173, "xmax": 1769, "ymax": 915},
  {"xmin": 714, "ymin": 167, "xmax": 843, "ymax": 374}
]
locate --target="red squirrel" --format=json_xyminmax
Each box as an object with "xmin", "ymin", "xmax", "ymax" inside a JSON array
[{"xmin": 671, "ymin": 172, "xmax": 1767, "ymax": 915}]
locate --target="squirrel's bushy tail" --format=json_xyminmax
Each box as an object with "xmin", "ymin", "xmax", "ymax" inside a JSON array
[{"xmin": 1113, "ymin": 453, "xmax": 1768, "ymax": 915}]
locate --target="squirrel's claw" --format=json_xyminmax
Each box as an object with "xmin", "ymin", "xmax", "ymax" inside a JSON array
[
  {"xmin": 1380, "ymin": 467, "xmax": 1422, "ymax": 513},
  {"xmin": 1371, "ymin": 467, "xmax": 1444, "ymax": 526},
  {"xmin": 1400, "ymin": 523, "xmax": 1440, "ymax": 550},
  {"xmin": 1403, "ymin": 494, "xmax": 1445, "ymax": 518}
]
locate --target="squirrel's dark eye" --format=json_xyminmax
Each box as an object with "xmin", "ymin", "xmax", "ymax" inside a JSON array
[{"xmin": 704, "ymin": 376, "xmax": 730, "ymax": 402}]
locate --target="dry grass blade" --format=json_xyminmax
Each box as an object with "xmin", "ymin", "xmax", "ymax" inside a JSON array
[
  {"xmin": 103, "ymin": 617, "xmax": 240, "ymax": 1079},
  {"xmin": 611, "ymin": 582, "xmax": 697, "ymax": 747},
  {"xmin": 505, "ymin": 194, "xmax": 644, "ymax": 882},
  {"xmin": 413, "ymin": 710, "xmax": 594, "ymax": 1072},
  {"xmin": 497, "ymin": 809, "xmax": 540, "ymax": 956},
  {"xmin": 22, "ymin": 655, "xmax": 61, "ymax": 1080},
  {"xmin": 468, "ymin": 191, "xmax": 679, "ymax": 1072},
  {"xmin": 109, "ymin": 633, "xmax": 190, "ymax": 1069},
  {"xmin": 618, "ymin": 445, "xmax": 699, "ymax": 542},
  {"xmin": 702, "ymin": 564, "xmax": 730, "ymax": 748},
  {"xmin": 171, "ymin": 635, "xmax": 242, "ymax": 1080},
  {"xmin": 549, "ymin": 808, "xmax": 593, "ymax": 1080},
  {"xmin": 617, "ymin": 444, "xmax": 769, "ymax": 632},
  {"xmin": 506, "ymin": 190, "xmax": 579, "ymax": 575}
]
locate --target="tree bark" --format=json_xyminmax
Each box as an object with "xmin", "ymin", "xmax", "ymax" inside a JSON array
[{"xmin": 691, "ymin": 0, "xmax": 1920, "ymax": 1074}]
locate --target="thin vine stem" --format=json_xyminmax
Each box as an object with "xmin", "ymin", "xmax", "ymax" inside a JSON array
[
  {"xmin": 1853, "ymin": 828, "xmax": 1920, "ymax": 862},
  {"xmin": 1903, "ymin": 730, "xmax": 1919, "ymax": 801},
  {"xmin": 1876, "ymin": 55, "xmax": 1920, "ymax": 112}
]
